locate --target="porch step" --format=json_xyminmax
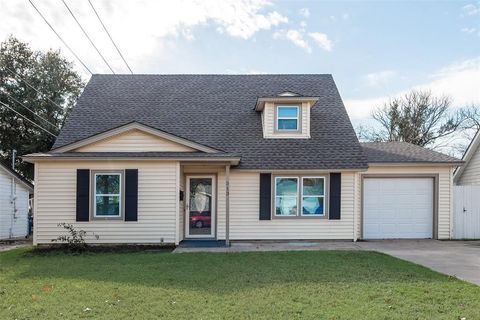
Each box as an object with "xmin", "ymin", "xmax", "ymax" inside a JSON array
[{"xmin": 178, "ymin": 240, "xmax": 226, "ymax": 248}]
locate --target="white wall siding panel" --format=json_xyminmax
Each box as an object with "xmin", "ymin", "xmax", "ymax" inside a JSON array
[
  {"xmin": 75, "ymin": 129, "xmax": 195, "ymax": 152},
  {"xmin": 35, "ymin": 161, "xmax": 178, "ymax": 244},
  {"xmin": 0, "ymin": 169, "xmax": 29, "ymax": 240},
  {"xmin": 228, "ymin": 172, "xmax": 356, "ymax": 240},
  {"xmin": 457, "ymin": 144, "xmax": 480, "ymax": 185}
]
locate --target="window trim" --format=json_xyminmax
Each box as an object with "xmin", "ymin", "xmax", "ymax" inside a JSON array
[
  {"xmin": 274, "ymin": 176, "xmax": 299, "ymax": 217},
  {"xmin": 90, "ymin": 170, "xmax": 125, "ymax": 220},
  {"xmin": 275, "ymin": 105, "xmax": 300, "ymax": 132},
  {"xmin": 272, "ymin": 174, "xmax": 329, "ymax": 219},
  {"xmin": 300, "ymin": 176, "xmax": 326, "ymax": 217}
]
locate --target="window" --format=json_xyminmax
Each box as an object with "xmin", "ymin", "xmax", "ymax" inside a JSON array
[
  {"xmin": 274, "ymin": 176, "xmax": 326, "ymax": 217},
  {"xmin": 94, "ymin": 172, "xmax": 122, "ymax": 217},
  {"xmin": 275, "ymin": 177, "xmax": 298, "ymax": 216},
  {"xmin": 276, "ymin": 105, "xmax": 299, "ymax": 131},
  {"xmin": 301, "ymin": 177, "xmax": 325, "ymax": 216}
]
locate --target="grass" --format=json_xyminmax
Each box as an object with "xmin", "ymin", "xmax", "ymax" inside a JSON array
[{"xmin": 0, "ymin": 248, "xmax": 479, "ymax": 319}]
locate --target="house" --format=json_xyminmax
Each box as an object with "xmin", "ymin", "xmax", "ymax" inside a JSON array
[
  {"xmin": 452, "ymin": 129, "xmax": 480, "ymax": 239},
  {"xmin": 23, "ymin": 74, "xmax": 463, "ymax": 245},
  {"xmin": 454, "ymin": 129, "xmax": 480, "ymax": 185},
  {"xmin": 0, "ymin": 161, "xmax": 33, "ymax": 240}
]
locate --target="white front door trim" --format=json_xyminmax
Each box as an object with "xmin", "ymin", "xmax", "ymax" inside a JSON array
[{"xmin": 185, "ymin": 174, "xmax": 216, "ymax": 239}]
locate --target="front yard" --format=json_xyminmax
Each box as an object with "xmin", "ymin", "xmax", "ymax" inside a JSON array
[{"xmin": 0, "ymin": 248, "xmax": 479, "ymax": 319}]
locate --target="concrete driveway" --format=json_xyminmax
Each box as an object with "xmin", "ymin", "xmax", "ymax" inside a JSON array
[
  {"xmin": 176, "ymin": 239, "xmax": 480, "ymax": 285},
  {"xmin": 356, "ymin": 240, "xmax": 480, "ymax": 286}
]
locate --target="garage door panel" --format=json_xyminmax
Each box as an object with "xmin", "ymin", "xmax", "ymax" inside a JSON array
[{"xmin": 363, "ymin": 178, "xmax": 433, "ymax": 239}]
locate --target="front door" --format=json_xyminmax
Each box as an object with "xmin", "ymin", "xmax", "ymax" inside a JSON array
[{"xmin": 186, "ymin": 175, "xmax": 216, "ymax": 238}]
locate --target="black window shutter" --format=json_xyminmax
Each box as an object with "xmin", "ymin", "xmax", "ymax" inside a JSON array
[
  {"xmin": 125, "ymin": 169, "xmax": 138, "ymax": 221},
  {"xmin": 329, "ymin": 173, "xmax": 341, "ymax": 220},
  {"xmin": 259, "ymin": 173, "xmax": 272, "ymax": 220},
  {"xmin": 76, "ymin": 169, "xmax": 90, "ymax": 221}
]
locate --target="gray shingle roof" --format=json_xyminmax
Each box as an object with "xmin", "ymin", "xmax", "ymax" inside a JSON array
[
  {"xmin": 361, "ymin": 142, "xmax": 463, "ymax": 164},
  {"xmin": 53, "ymin": 74, "xmax": 368, "ymax": 169}
]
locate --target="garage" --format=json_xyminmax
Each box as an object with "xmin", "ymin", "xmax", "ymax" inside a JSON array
[{"xmin": 363, "ymin": 177, "xmax": 434, "ymax": 239}]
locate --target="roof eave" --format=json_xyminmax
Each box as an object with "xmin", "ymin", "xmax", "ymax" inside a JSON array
[
  {"xmin": 22, "ymin": 154, "xmax": 241, "ymax": 165},
  {"xmin": 368, "ymin": 161, "xmax": 465, "ymax": 167},
  {"xmin": 254, "ymin": 96, "xmax": 320, "ymax": 111}
]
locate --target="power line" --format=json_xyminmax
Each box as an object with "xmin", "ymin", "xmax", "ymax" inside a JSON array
[
  {"xmin": 62, "ymin": 0, "xmax": 115, "ymax": 74},
  {"xmin": 1, "ymin": 90, "xmax": 59, "ymax": 130},
  {"xmin": 0, "ymin": 101, "xmax": 57, "ymax": 137},
  {"xmin": 4, "ymin": 66, "xmax": 65, "ymax": 112},
  {"xmin": 88, "ymin": 0, "xmax": 133, "ymax": 74},
  {"xmin": 28, "ymin": 0, "xmax": 93, "ymax": 74}
]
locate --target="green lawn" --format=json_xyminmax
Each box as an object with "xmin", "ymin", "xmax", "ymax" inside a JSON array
[{"xmin": 0, "ymin": 248, "xmax": 479, "ymax": 319}]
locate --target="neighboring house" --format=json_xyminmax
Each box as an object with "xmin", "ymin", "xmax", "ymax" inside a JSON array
[
  {"xmin": 23, "ymin": 75, "xmax": 463, "ymax": 245},
  {"xmin": 454, "ymin": 129, "xmax": 480, "ymax": 185},
  {"xmin": 0, "ymin": 161, "xmax": 33, "ymax": 240}
]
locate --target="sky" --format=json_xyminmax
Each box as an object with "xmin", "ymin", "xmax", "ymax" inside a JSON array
[{"xmin": 1, "ymin": 0, "xmax": 479, "ymax": 127}]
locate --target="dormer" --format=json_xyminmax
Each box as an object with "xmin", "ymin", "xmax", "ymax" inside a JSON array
[{"xmin": 255, "ymin": 93, "xmax": 319, "ymax": 139}]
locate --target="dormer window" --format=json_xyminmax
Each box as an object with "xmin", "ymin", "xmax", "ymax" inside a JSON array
[
  {"xmin": 254, "ymin": 95, "xmax": 319, "ymax": 139},
  {"xmin": 276, "ymin": 105, "xmax": 300, "ymax": 131}
]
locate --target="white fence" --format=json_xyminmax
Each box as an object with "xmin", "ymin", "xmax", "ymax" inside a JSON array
[{"xmin": 453, "ymin": 186, "xmax": 480, "ymax": 239}]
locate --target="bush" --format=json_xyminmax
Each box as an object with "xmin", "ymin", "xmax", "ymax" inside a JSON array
[{"xmin": 52, "ymin": 223, "xmax": 87, "ymax": 251}]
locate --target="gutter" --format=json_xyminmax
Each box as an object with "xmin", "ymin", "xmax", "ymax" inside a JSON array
[{"xmin": 22, "ymin": 155, "xmax": 241, "ymax": 165}]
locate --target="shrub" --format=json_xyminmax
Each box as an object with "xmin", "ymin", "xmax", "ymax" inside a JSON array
[{"xmin": 52, "ymin": 223, "xmax": 88, "ymax": 251}]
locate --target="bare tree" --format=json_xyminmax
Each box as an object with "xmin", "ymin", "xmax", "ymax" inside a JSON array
[
  {"xmin": 448, "ymin": 104, "xmax": 480, "ymax": 156},
  {"xmin": 359, "ymin": 90, "xmax": 462, "ymax": 148},
  {"xmin": 458, "ymin": 104, "xmax": 480, "ymax": 132}
]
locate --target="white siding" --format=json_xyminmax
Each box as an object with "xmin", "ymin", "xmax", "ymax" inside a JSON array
[
  {"xmin": 34, "ymin": 161, "xmax": 178, "ymax": 244},
  {"xmin": 457, "ymin": 144, "xmax": 480, "ymax": 185},
  {"xmin": 356, "ymin": 166, "xmax": 453, "ymax": 240},
  {"xmin": 262, "ymin": 102, "xmax": 311, "ymax": 139},
  {"xmin": 226, "ymin": 172, "xmax": 356, "ymax": 240},
  {"xmin": 75, "ymin": 129, "xmax": 195, "ymax": 152},
  {"xmin": 0, "ymin": 168, "xmax": 29, "ymax": 240}
]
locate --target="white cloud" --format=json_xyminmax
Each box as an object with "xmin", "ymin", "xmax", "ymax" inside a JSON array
[
  {"xmin": 463, "ymin": 3, "xmax": 480, "ymax": 15},
  {"xmin": 274, "ymin": 29, "xmax": 312, "ymax": 53},
  {"xmin": 299, "ymin": 8, "xmax": 310, "ymax": 18},
  {"xmin": 0, "ymin": 0, "xmax": 288, "ymax": 75},
  {"xmin": 342, "ymin": 13, "xmax": 350, "ymax": 20},
  {"xmin": 274, "ymin": 29, "xmax": 333, "ymax": 53},
  {"xmin": 461, "ymin": 27, "xmax": 476, "ymax": 34},
  {"xmin": 344, "ymin": 58, "xmax": 480, "ymax": 120},
  {"xmin": 308, "ymin": 32, "xmax": 333, "ymax": 51},
  {"xmin": 363, "ymin": 70, "xmax": 397, "ymax": 87}
]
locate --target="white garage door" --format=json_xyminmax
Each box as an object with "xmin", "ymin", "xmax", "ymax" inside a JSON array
[{"xmin": 363, "ymin": 178, "xmax": 434, "ymax": 239}]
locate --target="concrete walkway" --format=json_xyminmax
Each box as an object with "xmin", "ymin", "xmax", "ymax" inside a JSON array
[
  {"xmin": 0, "ymin": 240, "xmax": 32, "ymax": 252},
  {"xmin": 174, "ymin": 240, "xmax": 480, "ymax": 285}
]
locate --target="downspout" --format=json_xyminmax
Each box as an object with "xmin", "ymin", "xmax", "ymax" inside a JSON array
[
  {"xmin": 9, "ymin": 149, "xmax": 18, "ymax": 239},
  {"xmin": 225, "ymin": 165, "xmax": 230, "ymax": 247},
  {"xmin": 353, "ymin": 172, "xmax": 358, "ymax": 242}
]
